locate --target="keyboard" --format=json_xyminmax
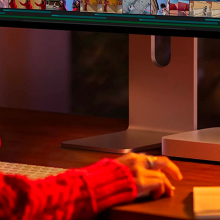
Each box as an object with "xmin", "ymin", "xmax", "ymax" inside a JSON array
[{"xmin": 0, "ymin": 161, "xmax": 67, "ymax": 180}]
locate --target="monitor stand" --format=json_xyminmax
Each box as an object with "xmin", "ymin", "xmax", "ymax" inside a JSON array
[{"xmin": 61, "ymin": 35, "xmax": 198, "ymax": 153}]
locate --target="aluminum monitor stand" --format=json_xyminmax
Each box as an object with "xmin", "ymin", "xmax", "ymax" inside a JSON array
[{"xmin": 61, "ymin": 35, "xmax": 198, "ymax": 153}]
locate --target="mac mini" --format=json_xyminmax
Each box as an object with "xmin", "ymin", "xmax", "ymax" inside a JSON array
[{"xmin": 162, "ymin": 127, "xmax": 220, "ymax": 162}]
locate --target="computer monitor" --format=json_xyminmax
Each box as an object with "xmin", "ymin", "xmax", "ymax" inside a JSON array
[
  {"xmin": 0, "ymin": 0, "xmax": 206, "ymax": 153},
  {"xmin": 0, "ymin": 0, "xmax": 219, "ymax": 38}
]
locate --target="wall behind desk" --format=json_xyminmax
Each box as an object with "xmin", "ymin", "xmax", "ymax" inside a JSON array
[
  {"xmin": 198, "ymin": 38, "xmax": 220, "ymax": 129},
  {"xmin": 1, "ymin": 28, "xmax": 220, "ymax": 125},
  {"xmin": 0, "ymin": 28, "xmax": 129, "ymax": 118},
  {"xmin": 0, "ymin": 28, "xmax": 72, "ymax": 113}
]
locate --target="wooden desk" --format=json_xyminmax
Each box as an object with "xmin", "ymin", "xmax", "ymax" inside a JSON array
[{"xmin": 0, "ymin": 107, "xmax": 220, "ymax": 220}]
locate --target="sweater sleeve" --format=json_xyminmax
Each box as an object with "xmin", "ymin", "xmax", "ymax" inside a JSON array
[{"xmin": 0, "ymin": 159, "xmax": 137, "ymax": 220}]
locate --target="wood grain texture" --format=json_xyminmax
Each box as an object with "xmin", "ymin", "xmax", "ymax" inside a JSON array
[{"xmin": 0, "ymin": 107, "xmax": 219, "ymax": 220}]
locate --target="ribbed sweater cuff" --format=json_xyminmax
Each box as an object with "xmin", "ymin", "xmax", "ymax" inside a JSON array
[{"xmin": 82, "ymin": 158, "xmax": 137, "ymax": 213}]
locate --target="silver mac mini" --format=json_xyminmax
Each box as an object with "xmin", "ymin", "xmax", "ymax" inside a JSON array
[{"xmin": 162, "ymin": 127, "xmax": 220, "ymax": 162}]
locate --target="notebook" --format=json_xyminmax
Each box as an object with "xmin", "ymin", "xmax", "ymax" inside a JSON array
[{"xmin": 194, "ymin": 187, "xmax": 220, "ymax": 219}]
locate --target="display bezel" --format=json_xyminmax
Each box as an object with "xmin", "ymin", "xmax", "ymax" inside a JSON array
[{"xmin": 0, "ymin": 15, "xmax": 218, "ymax": 38}]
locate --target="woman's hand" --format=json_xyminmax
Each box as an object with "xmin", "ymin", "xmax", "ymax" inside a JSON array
[{"xmin": 116, "ymin": 153, "xmax": 183, "ymax": 200}]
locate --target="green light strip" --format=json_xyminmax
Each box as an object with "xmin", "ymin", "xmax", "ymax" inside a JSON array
[
  {"xmin": 140, "ymin": 18, "xmax": 218, "ymax": 25},
  {"xmin": 4, "ymin": 9, "xmax": 51, "ymax": 13},
  {"xmin": 52, "ymin": 14, "xmax": 106, "ymax": 19},
  {"xmin": 0, "ymin": 14, "xmax": 219, "ymax": 29}
]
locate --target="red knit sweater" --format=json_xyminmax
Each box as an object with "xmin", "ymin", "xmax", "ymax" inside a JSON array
[{"xmin": 0, "ymin": 158, "xmax": 137, "ymax": 220}]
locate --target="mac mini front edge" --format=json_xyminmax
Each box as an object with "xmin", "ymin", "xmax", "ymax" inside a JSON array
[{"xmin": 162, "ymin": 127, "xmax": 220, "ymax": 162}]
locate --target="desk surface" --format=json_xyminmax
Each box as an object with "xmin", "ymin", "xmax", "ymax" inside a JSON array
[{"xmin": 0, "ymin": 108, "xmax": 220, "ymax": 220}]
